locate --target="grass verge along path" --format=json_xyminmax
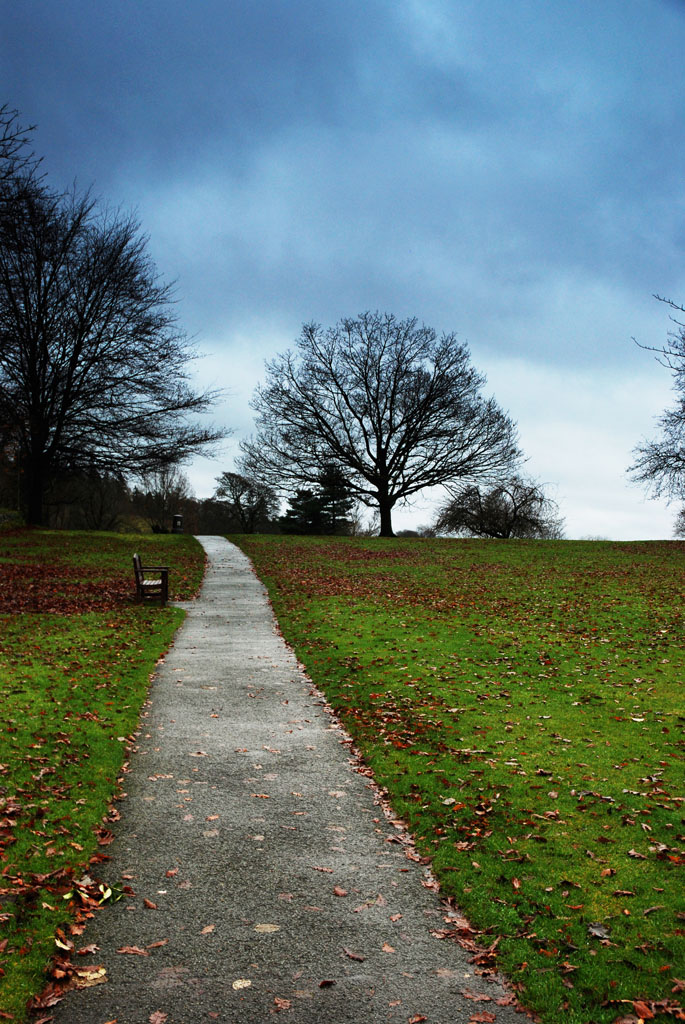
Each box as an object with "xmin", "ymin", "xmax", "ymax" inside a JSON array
[
  {"xmin": 234, "ymin": 535, "xmax": 684, "ymax": 1024},
  {"xmin": 0, "ymin": 530, "xmax": 205, "ymax": 1020}
]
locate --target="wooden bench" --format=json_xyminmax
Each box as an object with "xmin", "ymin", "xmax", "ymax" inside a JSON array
[{"xmin": 133, "ymin": 553, "xmax": 169, "ymax": 606}]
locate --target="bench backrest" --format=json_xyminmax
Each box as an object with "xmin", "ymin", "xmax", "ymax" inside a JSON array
[{"xmin": 133, "ymin": 553, "xmax": 143, "ymax": 583}]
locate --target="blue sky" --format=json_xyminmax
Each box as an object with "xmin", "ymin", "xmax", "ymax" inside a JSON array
[{"xmin": 3, "ymin": 0, "xmax": 685, "ymax": 536}]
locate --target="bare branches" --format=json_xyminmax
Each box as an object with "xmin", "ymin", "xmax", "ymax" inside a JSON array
[
  {"xmin": 242, "ymin": 311, "xmax": 521, "ymax": 535},
  {"xmin": 435, "ymin": 476, "xmax": 564, "ymax": 539},
  {"xmin": 0, "ymin": 176, "xmax": 226, "ymax": 523},
  {"xmin": 629, "ymin": 296, "xmax": 685, "ymax": 501}
]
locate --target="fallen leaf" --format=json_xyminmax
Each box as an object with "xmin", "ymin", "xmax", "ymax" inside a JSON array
[
  {"xmin": 76, "ymin": 943, "xmax": 99, "ymax": 955},
  {"xmin": 382, "ymin": 942, "xmax": 396, "ymax": 953},
  {"xmin": 255, "ymin": 923, "xmax": 280, "ymax": 933},
  {"xmin": 460, "ymin": 990, "xmax": 492, "ymax": 1002},
  {"xmin": 189, "ymin": 751, "xmax": 207, "ymax": 757},
  {"xmin": 117, "ymin": 946, "xmax": 149, "ymax": 956},
  {"xmin": 343, "ymin": 947, "xmax": 365, "ymax": 962},
  {"xmin": 319, "ymin": 979, "xmax": 336, "ymax": 988},
  {"xmin": 408, "ymin": 1016, "xmax": 427, "ymax": 1023},
  {"xmin": 232, "ymin": 979, "xmax": 252, "ymax": 990},
  {"xmin": 311, "ymin": 865, "xmax": 333, "ymax": 873},
  {"xmin": 144, "ymin": 898, "xmax": 158, "ymax": 910},
  {"xmin": 165, "ymin": 868, "xmax": 178, "ymax": 877},
  {"xmin": 469, "ymin": 1013, "xmax": 496, "ymax": 1023},
  {"xmin": 200, "ymin": 925, "xmax": 215, "ymax": 934},
  {"xmin": 147, "ymin": 939, "xmax": 169, "ymax": 949},
  {"xmin": 333, "ymin": 886, "xmax": 348, "ymax": 897},
  {"xmin": 274, "ymin": 997, "xmax": 291, "ymax": 1010},
  {"xmin": 390, "ymin": 913, "xmax": 402, "ymax": 922},
  {"xmin": 72, "ymin": 965, "xmax": 107, "ymax": 989},
  {"xmin": 149, "ymin": 1013, "xmax": 168, "ymax": 1024}
]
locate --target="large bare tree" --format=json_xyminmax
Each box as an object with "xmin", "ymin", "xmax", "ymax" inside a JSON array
[
  {"xmin": 630, "ymin": 296, "xmax": 685, "ymax": 502},
  {"xmin": 0, "ymin": 176, "xmax": 224, "ymax": 524},
  {"xmin": 241, "ymin": 311, "xmax": 520, "ymax": 536}
]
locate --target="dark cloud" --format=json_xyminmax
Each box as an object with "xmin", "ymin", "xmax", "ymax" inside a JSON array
[{"xmin": 1, "ymin": 0, "xmax": 684, "ymax": 534}]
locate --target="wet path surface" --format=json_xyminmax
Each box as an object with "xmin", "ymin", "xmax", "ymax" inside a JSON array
[{"xmin": 54, "ymin": 536, "xmax": 521, "ymax": 1023}]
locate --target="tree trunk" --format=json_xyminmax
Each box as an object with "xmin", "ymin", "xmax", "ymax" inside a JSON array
[
  {"xmin": 378, "ymin": 501, "xmax": 395, "ymax": 537},
  {"xmin": 25, "ymin": 458, "xmax": 45, "ymax": 526}
]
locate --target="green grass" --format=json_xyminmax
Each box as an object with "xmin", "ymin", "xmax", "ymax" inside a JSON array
[
  {"xmin": 0, "ymin": 530, "xmax": 205, "ymax": 1020},
  {"xmin": 233, "ymin": 535, "xmax": 684, "ymax": 1024}
]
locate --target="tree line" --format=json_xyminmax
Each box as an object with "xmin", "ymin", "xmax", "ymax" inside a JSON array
[{"xmin": 2, "ymin": 101, "xmax": 681, "ymax": 537}]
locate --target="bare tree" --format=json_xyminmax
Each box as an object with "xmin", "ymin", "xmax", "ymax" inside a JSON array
[
  {"xmin": 136, "ymin": 466, "xmax": 193, "ymax": 533},
  {"xmin": 0, "ymin": 177, "xmax": 225, "ymax": 524},
  {"xmin": 0, "ymin": 104, "xmax": 39, "ymax": 187},
  {"xmin": 213, "ymin": 471, "xmax": 279, "ymax": 533},
  {"xmin": 629, "ymin": 296, "xmax": 685, "ymax": 502},
  {"xmin": 434, "ymin": 476, "xmax": 564, "ymax": 539},
  {"xmin": 241, "ymin": 312, "xmax": 520, "ymax": 536}
]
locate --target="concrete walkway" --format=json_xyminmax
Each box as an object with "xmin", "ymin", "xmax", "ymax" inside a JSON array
[{"xmin": 54, "ymin": 537, "xmax": 522, "ymax": 1023}]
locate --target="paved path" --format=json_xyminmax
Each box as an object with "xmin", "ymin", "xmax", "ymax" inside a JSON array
[{"xmin": 54, "ymin": 537, "xmax": 522, "ymax": 1023}]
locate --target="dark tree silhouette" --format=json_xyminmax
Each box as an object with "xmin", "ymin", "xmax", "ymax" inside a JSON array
[
  {"xmin": 279, "ymin": 464, "xmax": 356, "ymax": 535},
  {"xmin": 241, "ymin": 312, "xmax": 520, "ymax": 537},
  {"xmin": 630, "ymin": 296, "xmax": 685, "ymax": 502},
  {"xmin": 434, "ymin": 476, "xmax": 564, "ymax": 539},
  {"xmin": 0, "ymin": 177, "xmax": 224, "ymax": 524},
  {"xmin": 213, "ymin": 471, "xmax": 279, "ymax": 533},
  {"xmin": 0, "ymin": 105, "xmax": 39, "ymax": 186}
]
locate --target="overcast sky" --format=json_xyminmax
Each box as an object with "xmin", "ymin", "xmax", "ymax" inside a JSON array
[{"xmin": 3, "ymin": 0, "xmax": 685, "ymax": 537}]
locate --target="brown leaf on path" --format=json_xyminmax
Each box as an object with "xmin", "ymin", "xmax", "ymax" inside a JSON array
[
  {"xmin": 382, "ymin": 942, "xmax": 396, "ymax": 953},
  {"xmin": 200, "ymin": 924, "xmax": 215, "ymax": 934},
  {"xmin": 144, "ymin": 898, "xmax": 158, "ymax": 909},
  {"xmin": 408, "ymin": 1016, "xmax": 428, "ymax": 1023},
  {"xmin": 319, "ymin": 979, "xmax": 336, "ymax": 988},
  {"xmin": 251, "ymin": 793, "xmax": 270, "ymax": 799},
  {"xmin": 189, "ymin": 751, "xmax": 207, "ymax": 757},
  {"xmin": 76, "ymin": 943, "xmax": 99, "ymax": 955},
  {"xmin": 165, "ymin": 868, "xmax": 178, "ymax": 877},
  {"xmin": 311, "ymin": 865, "xmax": 333, "ymax": 873},
  {"xmin": 71, "ymin": 966, "xmax": 107, "ymax": 989},
  {"xmin": 494, "ymin": 995, "xmax": 517, "ymax": 1006},
  {"xmin": 460, "ymin": 989, "xmax": 492, "ymax": 1002},
  {"xmin": 274, "ymin": 997, "xmax": 292, "ymax": 1010},
  {"xmin": 149, "ymin": 1013, "xmax": 169, "ymax": 1024},
  {"xmin": 390, "ymin": 913, "xmax": 402, "ymax": 922},
  {"xmin": 117, "ymin": 946, "xmax": 149, "ymax": 956},
  {"xmin": 147, "ymin": 939, "xmax": 169, "ymax": 949},
  {"xmin": 333, "ymin": 886, "xmax": 347, "ymax": 897},
  {"xmin": 468, "ymin": 1013, "xmax": 496, "ymax": 1023},
  {"xmin": 343, "ymin": 947, "xmax": 365, "ymax": 962}
]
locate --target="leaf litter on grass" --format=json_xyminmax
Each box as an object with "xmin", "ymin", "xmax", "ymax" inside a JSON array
[{"xmin": 234, "ymin": 535, "xmax": 684, "ymax": 1024}]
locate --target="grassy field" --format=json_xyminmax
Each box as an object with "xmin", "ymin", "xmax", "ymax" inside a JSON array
[
  {"xmin": 234, "ymin": 535, "xmax": 684, "ymax": 1024},
  {"xmin": 0, "ymin": 530, "xmax": 205, "ymax": 1020}
]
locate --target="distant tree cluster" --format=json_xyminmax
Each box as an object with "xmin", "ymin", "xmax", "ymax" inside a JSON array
[
  {"xmin": 434, "ymin": 476, "xmax": 564, "ymax": 539},
  {"xmin": 0, "ymin": 105, "xmax": 224, "ymax": 525}
]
